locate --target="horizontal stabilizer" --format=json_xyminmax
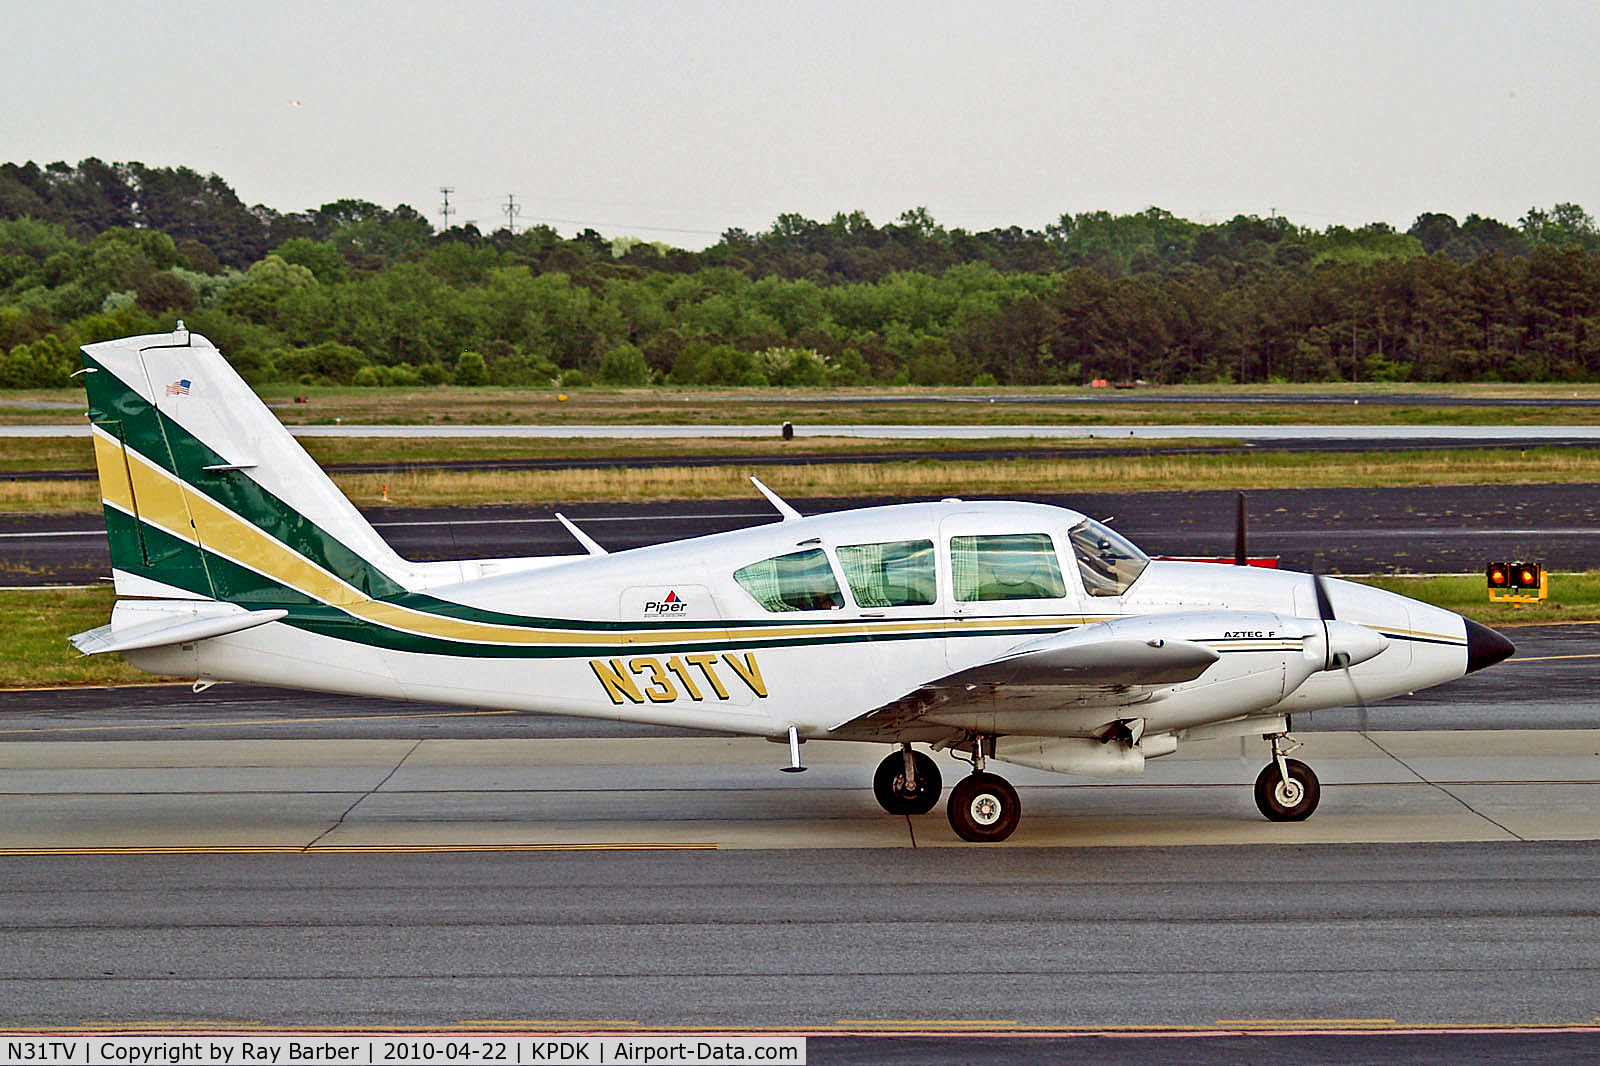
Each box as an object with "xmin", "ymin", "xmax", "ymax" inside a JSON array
[{"xmin": 70, "ymin": 607, "xmax": 288, "ymax": 656}]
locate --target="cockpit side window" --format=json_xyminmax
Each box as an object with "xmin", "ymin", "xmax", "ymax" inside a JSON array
[
  {"xmin": 1069, "ymin": 518, "xmax": 1149, "ymax": 596},
  {"xmin": 950, "ymin": 534, "xmax": 1067, "ymax": 601},
  {"xmin": 733, "ymin": 549, "xmax": 845, "ymax": 612},
  {"xmin": 837, "ymin": 539, "xmax": 937, "ymax": 607}
]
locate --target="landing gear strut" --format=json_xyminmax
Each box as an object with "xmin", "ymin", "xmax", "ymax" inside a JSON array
[
  {"xmin": 1254, "ymin": 733, "xmax": 1320, "ymax": 821},
  {"xmin": 872, "ymin": 744, "xmax": 942, "ymax": 816},
  {"xmin": 946, "ymin": 736, "xmax": 1021, "ymax": 843}
]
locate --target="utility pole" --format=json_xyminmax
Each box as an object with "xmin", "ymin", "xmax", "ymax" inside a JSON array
[
  {"xmin": 439, "ymin": 186, "xmax": 455, "ymax": 231},
  {"xmin": 503, "ymin": 194, "xmax": 522, "ymax": 234}
]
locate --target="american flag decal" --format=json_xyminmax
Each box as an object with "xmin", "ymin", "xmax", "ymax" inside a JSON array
[{"xmin": 165, "ymin": 379, "xmax": 191, "ymax": 396}]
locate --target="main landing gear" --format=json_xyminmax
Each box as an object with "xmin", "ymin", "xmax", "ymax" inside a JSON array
[
  {"xmin": 872, "ymin": 744, "xmax": 942, "ymax": 816},
  {"xmin": 1255, "ymin": 733, "xmax": 1321, "ymax": 821},
  {"xmin": 947, "ymin": 770, "xmax": 1020, "ymax": 843},
  {"xmin": 873, "ymin": 739, "xmax": 1021, "ymax": 843}
]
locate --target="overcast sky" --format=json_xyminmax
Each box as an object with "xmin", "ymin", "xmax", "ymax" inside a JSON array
[{"xmin": 8, "ymin": 1, "xmax": 1598, "ymax": 246}]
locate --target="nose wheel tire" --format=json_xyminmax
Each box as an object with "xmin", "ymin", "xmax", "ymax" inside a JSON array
[
  {"xmin": 872, "ymin": 749, "xmax": 943, "ymax": 816},
  {"xmin": 1254, "ymin": 758, "xmax": 1320, "ymax": 821},
  {"xmin": 947, "ymin": 771, "xmax": 1021, "ymax": 842}
]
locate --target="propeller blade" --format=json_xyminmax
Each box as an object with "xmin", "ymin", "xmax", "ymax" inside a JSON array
[
  {"xmin": 1234, "ymin": 492, "xmax": 1247, "ymax": 566},
  {"xmin": 1342, "ymin": 663, "xmax": 1371, "ymax": 736},
  {"xmin": 1313, "ymin": 572, "xmax": 1336, "ymax": 621},
  {"xmin": 1313, "ymin": 571, "xmax": 1336, "ymax": 671}
]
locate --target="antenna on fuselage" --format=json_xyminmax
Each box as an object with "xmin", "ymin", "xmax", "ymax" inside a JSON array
[
  {"xmin": 750, "ymin": 476, "xmax": 802, "ymax": 521},
  {"xmin": 554, "ymin": 512, "xmax": 607, "ymax": 555}
]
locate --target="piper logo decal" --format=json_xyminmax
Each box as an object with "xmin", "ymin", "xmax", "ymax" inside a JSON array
[
  {"xmin": 644, "ymin": 590, "xmax": 687, "ymax": 615},
  {"xmin": 590, "ymin": 652, "xmax": 767, "ymax": 705}
]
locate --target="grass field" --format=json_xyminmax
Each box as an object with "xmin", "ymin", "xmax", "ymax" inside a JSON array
[
  {"xmin": 2, "ymin": 575, "xmax": 1582, "ymax": 689},
  {"xmin": 7, "ymin": 379, "xmax": 1600, "ymax": 427},
  {"xmin": 4, "ymin": 444, "xmax": 1598, "ymax": 512},
  {"xmin": 0, "ymin": 587, "xmax": 172, "ymax": 688}
]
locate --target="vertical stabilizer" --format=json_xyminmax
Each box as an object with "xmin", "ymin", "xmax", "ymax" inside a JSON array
[{"xmin": 81, "ymin": 327, "xmax": 412, "ymax": 605}]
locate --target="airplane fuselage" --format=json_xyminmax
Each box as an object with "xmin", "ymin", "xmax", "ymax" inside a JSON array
[{"xmin": 121, "ymin": 500, "xmax": 1474, "ymax": 748}]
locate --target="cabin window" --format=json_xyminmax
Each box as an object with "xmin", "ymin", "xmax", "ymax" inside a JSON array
[
  {"xmin": 733, "ymin": 549, "xmax": 845, "ymax": 612},
  {"xmin": 837, "ymin": 539, "xmax": 937, "ymax": 607},
  {"xmin": 950, "ymin": 534, "xmax": 1067, "ymax": 601},
  {"xmin": 1069, "ymin": 518, "xmax": 1149, "ymax": 596}
]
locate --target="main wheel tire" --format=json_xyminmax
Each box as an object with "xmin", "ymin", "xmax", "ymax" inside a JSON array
[
  {"xmin": 1254, "ymin": 758, "xmax": 1321, "ymax": 821},
  {"xmin": 947, "ymin": 771, "xmax": 1021, "ymax": 842},
  {"xmin": 872, "ymin": 749, "xmax": 943, "ymax": 815}
]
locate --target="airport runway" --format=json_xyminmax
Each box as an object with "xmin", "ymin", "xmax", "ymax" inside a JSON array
[
  {"xmin": 6, "ymin": 482, "xmax": 1600, "ymax": 585},
  {"xmin": 10, "ymin": 421, "xmax": 1600, "ymax": 440},
  {"xmin": 12, "ymin": 434, "xmax": 1595, "ymax": 486}
]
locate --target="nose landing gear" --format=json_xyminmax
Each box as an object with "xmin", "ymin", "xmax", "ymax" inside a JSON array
[{"xmin": 1255, "ymin": 733, "xmax": 1320, "ymax": 821}]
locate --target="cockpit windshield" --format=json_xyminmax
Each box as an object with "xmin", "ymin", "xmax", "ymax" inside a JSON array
[{"xmin": 1068, "ymin": 518, "xmax": 1149, "ymax": 597}]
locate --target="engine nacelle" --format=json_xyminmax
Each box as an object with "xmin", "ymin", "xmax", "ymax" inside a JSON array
[{"xmin": 995, "ymin": 733, "xmax": 1178, "ymax": 776}]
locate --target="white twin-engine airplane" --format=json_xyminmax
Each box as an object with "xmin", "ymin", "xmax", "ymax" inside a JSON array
[{"xmin": 72, "ymin": 327, "xmax": 1516, "ymax": 842}]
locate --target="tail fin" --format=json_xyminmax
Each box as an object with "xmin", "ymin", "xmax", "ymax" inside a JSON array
[{"xmin": 82, "ymin": 325, "xmax": 410, "ymax": 606}]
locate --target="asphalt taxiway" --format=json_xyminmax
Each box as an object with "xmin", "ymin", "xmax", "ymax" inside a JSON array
[
  {"xmin": 2, "ymin": 836, "xmax": 1596, "ymax": 1033},
  {"xmin": 2, "ymin": 727, "xmax": 1597, "ymax": 851}
]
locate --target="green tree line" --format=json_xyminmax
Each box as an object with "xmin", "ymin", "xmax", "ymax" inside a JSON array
[{"xmin": 3, "ymin": 158, "xmax": 1599, "ymax": 389}]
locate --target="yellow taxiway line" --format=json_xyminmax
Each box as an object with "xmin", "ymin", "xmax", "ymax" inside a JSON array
[
  {"xmin": 0, "ymin": 842, "xmax": 716, "ymax": 857},
  {"xmin": 0, "ymin": 708, "xmax": 526, "ymax": 737},
  {"xmin": 1508, "ymin": 652, "xmax": 1600, "ymax": 662}
]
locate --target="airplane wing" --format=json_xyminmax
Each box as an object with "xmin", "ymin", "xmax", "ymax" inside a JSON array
[{"xmin": 829, "ymin": 617, "xmax": 1224, "ymax": 741}]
